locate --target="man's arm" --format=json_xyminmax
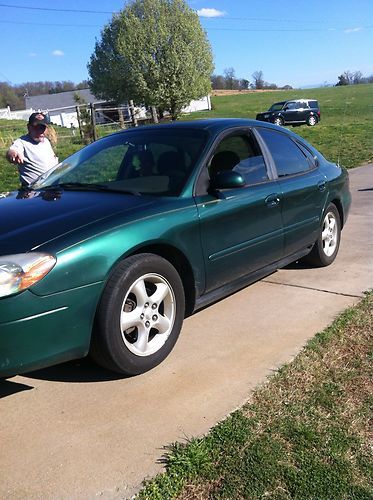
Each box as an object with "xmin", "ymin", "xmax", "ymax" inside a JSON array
[{"xmin": 6, "ymin": 140, "xmax": 24, "ymax": 164}]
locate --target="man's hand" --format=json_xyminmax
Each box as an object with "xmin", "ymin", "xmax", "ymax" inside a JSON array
[{"xmin": 7, "ymin": 149, "xmax": 24, "ymax": 164}]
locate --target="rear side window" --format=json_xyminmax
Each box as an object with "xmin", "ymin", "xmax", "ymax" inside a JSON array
[{"xmin": 257, "ymin": 128, "xmax": 312, "ymax": 177}]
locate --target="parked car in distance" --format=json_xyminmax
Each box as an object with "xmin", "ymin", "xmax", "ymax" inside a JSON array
[
  {"xmin": 256, "ymin": 99, "xmax": 320, "ymax": 127},
  {"xmin": 0, "ymin": 119, "xmax": 350, "ymax": 378}
]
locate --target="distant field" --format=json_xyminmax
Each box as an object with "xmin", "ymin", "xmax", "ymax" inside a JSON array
[
  {"xmin": 0, "ymin": 84, "xmax": 372, "ymax": 192},
  {"xmin": 184, "ymin": 84, "xmax": 373, "ymax": 169}
]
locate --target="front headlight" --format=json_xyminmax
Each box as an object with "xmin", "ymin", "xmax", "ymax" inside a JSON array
[{"xmin": 0, "ymin": 253, "xmax": 56, "ymax": 298}]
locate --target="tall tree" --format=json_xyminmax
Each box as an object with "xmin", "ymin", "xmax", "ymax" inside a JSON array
[{"xmin": 88, "ymin": 0, "xmax": 214, "ymax": 120}]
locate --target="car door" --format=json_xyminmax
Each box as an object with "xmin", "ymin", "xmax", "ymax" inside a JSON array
[
  {"xmin": 194, "ymin": 130, "xmax": 284, "ymax": 293},
  {"xmin": 256, "ymin": 127, "xmax": 328, "ymax": 258},
  {"xmin": 282, "ymin": 101, "xmax": 299, "ymax": 123}
]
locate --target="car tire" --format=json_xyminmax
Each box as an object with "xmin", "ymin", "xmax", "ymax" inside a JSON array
[
  {"xmin": 90, "ymin": 253, "xmax": 185, "ymax": 376},
  {"xmin": 305, "ymin": 203, "xmax": 341, "ymax": 267},
  {"xmin": 273, "ymin": 117, "xmax": 284, "ymax": 126},
  {"xmin": 307, "ymin": 115, "xmax": 318, "ymax": 126}
]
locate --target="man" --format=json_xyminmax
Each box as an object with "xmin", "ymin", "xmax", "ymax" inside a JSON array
[{"xmin": 6, "ymin": 112, "xmax": 58, "ymax": 187}]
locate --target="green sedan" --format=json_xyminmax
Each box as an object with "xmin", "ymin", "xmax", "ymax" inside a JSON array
[{"xmin": 0, "ymin": 119, "xmax": 351, "ymax": 378}]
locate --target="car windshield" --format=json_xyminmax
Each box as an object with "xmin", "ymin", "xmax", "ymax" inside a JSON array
[
  {"xmin": 33, "ymin": 128, "xmax": 208, "ymax": 196},
  {"xmin": 268, "ymin": 102, "xmax": 285, "ymax": 112}
]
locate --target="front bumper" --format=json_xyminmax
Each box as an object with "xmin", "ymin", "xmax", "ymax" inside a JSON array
[
  {"xmin": 0, "ymin": 282, "xmax": 102, "ymax": 378},
  {"xmin": 256, "ymin": 114, "xmax": 271, "ymax": 122}
]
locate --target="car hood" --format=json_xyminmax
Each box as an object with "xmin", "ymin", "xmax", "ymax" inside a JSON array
[{"xmin": 0, "ymin": 189, "xmax": 156, "ymax": 255}]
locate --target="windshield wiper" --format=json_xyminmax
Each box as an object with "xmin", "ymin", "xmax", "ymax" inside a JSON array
[{"xmin": 40, "ymin": 183, "xmax": 141, "ymax": 196}]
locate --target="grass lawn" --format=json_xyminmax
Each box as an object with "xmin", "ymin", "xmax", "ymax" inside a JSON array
[
  {"xmin": 183, "ymin": 84, "xmax": 373, "ymax": 169},
  {"xmin": 0, "ymin": 84, "xmax": 372, "ymax": 192},
  {"xmin": 0, "ymin": 119, "xmax": 84, "ymax": 192},
  {"xmin": 138, "ymin": 292, "xmax": 373, "ymax": 499}
]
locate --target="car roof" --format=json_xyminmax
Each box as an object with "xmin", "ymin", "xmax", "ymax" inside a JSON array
[
  {"xmin": 284, "ymin": 98, "xmax": 317, "ymax": 103},
  {"xmin": 110, "ymin": 118, "xmax": 277, "ymax": 135},
  {"xmin": 99, "ymin": 117, "xmax": 305, "ymax": 145}
]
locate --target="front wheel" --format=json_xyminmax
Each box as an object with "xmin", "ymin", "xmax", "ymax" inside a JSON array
[
  {"xmin": 305, "ymin": 204, "xmax": 341, "ymax": 267},
  {"xmin": 90, "ymin": 254, "xmax": 185, "ymax": 375},
  {"xmin": 307, "ymin": 115, "xmax": 318, "ymax": 126}
]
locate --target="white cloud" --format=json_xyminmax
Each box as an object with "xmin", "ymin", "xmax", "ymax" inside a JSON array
[
  {"xmin": 344, "ymin": 27, "xmax": 363, "ymax": 34},
  {"xmin": 28, "ymin": 52, "xmax": 37, "ymax": 57},
  {"xmin": 52, "ymin": 49, "xmax": 64, "ymax": 57},
  {"xmin": 197, "ymin": 8, "xmax": 225, "ymax": 18}
]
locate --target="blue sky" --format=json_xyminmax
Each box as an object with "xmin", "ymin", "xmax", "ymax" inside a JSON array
[{"xmin": 0, "ymin": 0, "xmax": 372, "ymax": 88}]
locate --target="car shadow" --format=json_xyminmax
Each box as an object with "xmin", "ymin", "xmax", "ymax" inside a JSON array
[
  {"xmin": 21, "ymin": 357, "xmax": 128, "ymax": 383},
  {"xmin": 283, "ymin": 259, "xmax": 311, "ymax": 270},
  {"xmin": 0, "ymin": 379, "xmax": 34, "ymax": 399}
]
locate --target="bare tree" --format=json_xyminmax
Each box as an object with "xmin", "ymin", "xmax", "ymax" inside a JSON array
[
  {"xmin": 211, "ymin": 74, "xmax": 226, "ymax": 90},
  {"xmin": 353, "ymin": 71, "xmax": 363, "ymax": 84},
  {"xmin": 223, "ymin": 67, "xmax": 236, "ymax": 90},
  {"xmin": 252, "ymin": 70, "xmax": 264, "ymax": 89}
]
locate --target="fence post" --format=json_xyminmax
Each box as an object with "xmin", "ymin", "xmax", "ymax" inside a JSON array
[
  {"xmin": 151, "ymin": 106, "xmax": 158, "ymax": 124},
  {"xmin": 76, "ymin": 105, "xmax": 83, "ymax": 139},
  {"xmin": 129, "ymin": 100, "xmax": 138, "ymax": 127},
  {"xmin": 118, "ymin": 108, "xmax": 125, "ymax": 129},
  {"xmin": 90, "ymin": 103, "xmax": 98, "ymax": 141}
]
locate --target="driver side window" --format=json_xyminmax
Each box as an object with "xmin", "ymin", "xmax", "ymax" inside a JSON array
[
  {"xmin": 63, "ymin": 144, "xmax": 128, "ymax": 183},
  {"xmin": 209, "ymin": 133, "xmax": 269, "ymax": 185}
]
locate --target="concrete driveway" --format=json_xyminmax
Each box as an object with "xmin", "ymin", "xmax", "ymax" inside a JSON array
[{"xmin": 1, "ymin": 164, "xmax": 372, "ymax": 499}]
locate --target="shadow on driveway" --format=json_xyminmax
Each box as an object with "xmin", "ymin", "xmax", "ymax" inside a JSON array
[{"xmin": 22, "ymin": 357, "xmax": 127, "ymax": 384}]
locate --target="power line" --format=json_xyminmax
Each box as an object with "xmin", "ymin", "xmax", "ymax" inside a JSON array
[
  {"xmin": 0, "ymin": 2, "xmax": 114, "ymax": 14},
  {"xmin": 0, "ymin": 20, "xmax": 100, "ymax": 27},
  {"xmin": 0, "ymin": 3, "xmax": 367, "ymax": 26},
  {"xmin": 0, "ymin": 19, "xmax": 371, "ymax": 32}
]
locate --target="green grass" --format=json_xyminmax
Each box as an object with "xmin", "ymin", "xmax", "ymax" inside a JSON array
[
  {"xmin": 0, "ymin": 119, "xmax": 85, "ymax": 192},
  {"xmin": 138, "ymin": 292, "xmax": 373, "ymax": 499},
  {"xmin": 183, "ymin": 84, "xmax": 373, "ymax": 168},
  {"xmin": 0, "ymin": 84, "xmax": 372, "ymax": 191}
]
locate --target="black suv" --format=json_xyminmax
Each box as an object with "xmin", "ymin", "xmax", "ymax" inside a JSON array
[{"xmin": 256, "ymin": 99, "xmax": 320, "ymax": 127}]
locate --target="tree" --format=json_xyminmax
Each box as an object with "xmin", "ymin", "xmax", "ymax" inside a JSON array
[
  {"xmin": 252, "ymin": 70, "xmax": 264, "ymax": 90},
  {"xmin": 352, "ymin": 71, "xmax": 363, "ymax": 85},
  {"xmin": 211, "ymin": 74, "xmax": 226, "ymax": 90},
  {"xmin": 240, "ymin": 79, "xmax": 250, "ymax": 90},
  {"xmin": 0, "ymin": 82, "xmax": 23, "ymax": 109},
  {"xmin": 223, "ymin": 67, "xmax": 236, "ymax": 90},
  {"xmin": 336, "ymin": 70, "xmax": 354, "ymax": 86},
  {"xmin": 88, "ymin": 0, "xmax": 214, "ymax": 120},
  {"xmin": 74, "ymin": 93, "xmax": 94, "ymax": 144}
]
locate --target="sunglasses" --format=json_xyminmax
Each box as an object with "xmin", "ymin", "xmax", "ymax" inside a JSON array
[{"xmin": 31, "ymin": 124, "xmax": 47, "ymax": 131}]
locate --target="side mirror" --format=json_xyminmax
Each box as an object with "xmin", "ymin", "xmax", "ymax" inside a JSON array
[{"xmin": 210, "ymin": 170, "xmax": 245, "ymax": 190}]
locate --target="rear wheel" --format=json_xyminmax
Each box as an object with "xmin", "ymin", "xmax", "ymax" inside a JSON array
[
  {"xmin": 307, "ymin": 115, "xmax": 318, "ymax": 126},
  {"xmin": 273, "ymin": 116, "xmax": 284, "ymax": 126},
  {"xmin": 305, "ymin": 203, "xmax": 341, "ymax": 266},
  {"xmin": 90, "ymin": 253, "xmax": 185, "ymax": 375}
]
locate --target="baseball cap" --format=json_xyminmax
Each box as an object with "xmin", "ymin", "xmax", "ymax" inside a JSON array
[{"xmin": 28, "ymin": 112, "xmax": 48, "ymax": 126}]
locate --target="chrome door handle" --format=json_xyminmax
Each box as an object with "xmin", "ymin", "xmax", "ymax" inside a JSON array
[
  {"xmin": 318, "ymin": 181, "xmax": 326, "ymax": 192},
  {"xmin": 265, "ymin": 194, "xmax": 280, "ymax": 207}
]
